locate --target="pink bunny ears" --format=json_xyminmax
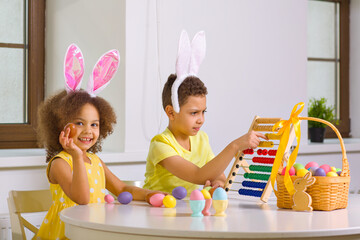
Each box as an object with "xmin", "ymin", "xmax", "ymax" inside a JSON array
[
  {"xmin": 64, "ymin": 43, "xmax": 120, "ymax": 97},
  {"xmin": 171, "ymin": 30, "xmax": 206, "ymax": 113}
]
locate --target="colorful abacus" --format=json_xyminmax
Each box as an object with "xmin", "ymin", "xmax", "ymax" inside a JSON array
[{"xmin": 225, "ymin": 116, "xmax": 295, "ymax": 202}]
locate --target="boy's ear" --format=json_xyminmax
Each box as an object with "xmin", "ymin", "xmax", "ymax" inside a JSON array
[{"xmin": 165, "ymin": 105, "xmax": 176, "ymax": 120}]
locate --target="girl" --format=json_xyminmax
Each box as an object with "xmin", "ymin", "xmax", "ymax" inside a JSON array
[{"xmin": 34, "ymin": 44, "xmax": 156, "ymax": 240}]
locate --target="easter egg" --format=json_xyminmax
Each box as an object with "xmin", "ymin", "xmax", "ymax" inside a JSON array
[
  {"xmin": 190, "ymin": 189, "xmax": 205, "ymax": 200},
  {"xmin": 337, "ymin": 171, "xmax": 342, "ymax": 176},
  {"xmin": 209, "ymin": 187, "xmax": 216, "ymax": 197},
  {"xmin": 336, "ymin": 168, "xmax": 341, "ymax": 172},
  {"xmin": 118, "ymin": 191, "xmax": 133, "ymax": 205},
  {"xmin": 309, "ymin": 167, "xmax": 318, "ymax": 175},
  {"xmin": 172, "ymin": 186, "xmax": 187, "ymax": 200},
  {"xmin": 163, "ymin": 195, "xmax": 177, "ymax": 208},
  {"xmin": 293, "ymin": 163, "xmax": 305, "ymax": 173},
  {"xmin": 314, "ymin": 168, "xmax": 326, "ymax": 176},
  {"xmin": 326, "ymin": 172, "xmax": 338, "ymax": 177},
  {"xmin": 319, "ymin": 164, "xmax": 331, "ymax": 174},
  {"xmin": 289, "ymin": 167, "xmax": 296, "ymax": 176},
  {"xmin": 200, "ymin": 189, "xmax": 211, "ymax": 199},
  {"xmin": 64, "ymin": 123, "xmax": 76, "ymax": 138},
  {"xmin": 305, "ymin": 161, "xmax": 318, "ymax": 169},
  {"xmin": 281, "ymin": 166, "xmax": 295, "ymax": 176},
  {"xmin": 296, "ymin": 168, "xmax": 309, "ymax": 177},
  {"xmin": 149, "ymin": 193, "xmax": 165, "ymax": 207},
  {"xmin": 104, "ymin": 194, "xmax": 114, "ymax": 203},
  {"xmin": 212, "ymin": 188, "xmax": 228, "ymax": 200},
  {"xmin": 330, "ymin": 167, "xmax": 337, "ymax": 172}
]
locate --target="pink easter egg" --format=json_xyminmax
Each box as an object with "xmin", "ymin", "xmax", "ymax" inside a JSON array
[
  {"xmin": 319, "ymin": 164, "xmax": 331, "ymax": 174},
  {"xmin": 305, "ymin": 161, "xmax": 319, "ymax": 170},
  {"xmin": 190, "ymin": 189, "xmax": 205, "ymax": 200},
  {"xmin": 104, "ymin": 194, "xmax": 114, "ymax": 203},
  {"xmin": 149, "ymin": 193, "xmax": 165, "ymax": 207},
  {"xmin": 281, "ymin": 166, "xmax": 295, "ymax": 176}
]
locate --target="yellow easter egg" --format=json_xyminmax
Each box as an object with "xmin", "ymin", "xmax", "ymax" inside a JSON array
[
  {"xmin": 330, "ymin": 166, "xmax": 337, "ymax": 172},
  {"xmin": 326, "ymin": 171, "xmax": 338, "ymax": 177},
  {"xmin": 163, "ymin": 195, "xmax": 177, "ymax": 208},
  {"xmin": 201, "ymin": 189, "xmax": 211, "ymax": 199},
  {"xmin": 296, "ymin": 168, "xmax": 309, "ymax": 177}
]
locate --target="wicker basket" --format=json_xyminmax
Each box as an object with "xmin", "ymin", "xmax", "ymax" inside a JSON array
[{"xmin": 276, "ymin": 117, "xmax": 350, "ymax": 211}]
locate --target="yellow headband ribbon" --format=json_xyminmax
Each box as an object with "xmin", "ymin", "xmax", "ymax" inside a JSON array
[{"xmin": 270, "ymin": 102, "xmax": 304, "ymax": 196}]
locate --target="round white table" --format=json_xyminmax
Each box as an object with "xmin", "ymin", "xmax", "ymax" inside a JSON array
[{"xmin": 60, "ymin": 193, "xmax": 360, "ymax": 240}]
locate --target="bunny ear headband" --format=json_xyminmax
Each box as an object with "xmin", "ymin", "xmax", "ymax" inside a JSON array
[
  {"xmin": 171, "ymin": 30, "xmax": 206, "ymax": 113},
  {"xmin": 64, "ymin": 43, "xmax": 120, "ymax": 97}
]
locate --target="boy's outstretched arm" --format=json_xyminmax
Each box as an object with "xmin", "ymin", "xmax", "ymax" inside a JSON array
[{"xmin": 160, "ymin": 131, "xmax": 267, "ymax": 185}]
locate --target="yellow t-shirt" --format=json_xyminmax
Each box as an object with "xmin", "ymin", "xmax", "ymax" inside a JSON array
[
  {"xmin": 34, "ymin": 151, "xmax": 106, "ymax": 240},
  {"xmin": 143, "ymin": 128, "xmax": 215, "ymax": 194}
]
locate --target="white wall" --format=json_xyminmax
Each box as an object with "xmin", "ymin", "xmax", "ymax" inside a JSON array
[
  {"xmin": 111, "ymin": 0, "xmax": 308, "ymax": 154},
  {"xmin": 45, "ymin": 0, "xmax": 126, "ymax": 152}
]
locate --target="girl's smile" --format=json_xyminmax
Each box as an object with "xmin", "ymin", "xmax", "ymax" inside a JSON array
[{"xmin": 71, "ymin": 103, "xmax": 100, "ymax": 152}]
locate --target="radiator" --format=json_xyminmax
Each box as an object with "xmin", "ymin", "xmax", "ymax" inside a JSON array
[
  {"xmin": 0, "ymin": 215, "xmax": 11, "ymax": 240},
  {"xmin": 0, "ymin": 213, "xmax": 45, "ymax": 240}
]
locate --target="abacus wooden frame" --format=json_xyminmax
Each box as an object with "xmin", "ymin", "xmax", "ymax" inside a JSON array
[{"xmin": 224, "ymin": 116, "xmax": 296, "ymax": 203}]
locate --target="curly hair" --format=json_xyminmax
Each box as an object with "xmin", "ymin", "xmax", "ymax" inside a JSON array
[
  {"xmin": 37, "ymin": 90, "xmax": 117, "ymax": 162},
  {"xmin": 162, "ymin": 74, "xmax": 208, "ymax": 110}
]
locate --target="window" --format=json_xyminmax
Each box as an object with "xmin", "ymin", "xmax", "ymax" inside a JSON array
[
  {"xmin": 0, "ymin": 0, "xmax": 45, "ymax": 148},
  {"xmin": 307, "ymin": 0, "xmax": 350, "ymax": 138}
]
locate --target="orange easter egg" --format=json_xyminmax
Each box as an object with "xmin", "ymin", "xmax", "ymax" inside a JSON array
[{"xmin": 64, "ymin": 123, "xmax": 76, "ymax": 138}]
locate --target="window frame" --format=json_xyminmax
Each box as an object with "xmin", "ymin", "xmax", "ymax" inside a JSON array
[
  {"xmin": 0, "ymin": 0, "xmax": 45, "ymax": 148},
  {"xmin": 307, "ymin": 0, "xmax": 350, "ymax": 138}
]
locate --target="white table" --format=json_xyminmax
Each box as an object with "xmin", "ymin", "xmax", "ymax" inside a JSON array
[{"xmin": 60, "ymin": 193, "xmax": 360, "ymax": 240}]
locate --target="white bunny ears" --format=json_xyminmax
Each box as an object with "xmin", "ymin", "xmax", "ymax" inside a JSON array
[
  {"xmin": 171, "ymin": 30, "xmax": 206, "ymax": 113},
  {"xmin": 64, "ymin": 43, "xmax": 120, "ymax": 97}
]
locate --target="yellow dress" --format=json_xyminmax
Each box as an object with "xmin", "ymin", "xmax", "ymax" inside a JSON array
[{"xmin": 34, "ymin": 151, "xmax": 106, "ymax": 240}]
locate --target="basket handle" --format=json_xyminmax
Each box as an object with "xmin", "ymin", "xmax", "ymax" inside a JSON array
[{"xmin": 299, "ymin": 116, "xmax": 349, "ymax": 177}]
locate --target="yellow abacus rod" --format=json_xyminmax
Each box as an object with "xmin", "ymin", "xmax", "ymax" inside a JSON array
[
  {"xmin": 265, "ymin": 133, "xmax": 282, "ymax": 140},
  {"xmin": 253, "ymin": 125, "xmax": 275, "ymax": 132},
  {"xmin": 258, "ymin": 141, "xmax": 278, "ymax": 148},
  {"xmin": 255, "ymin": 118, "xmax": 282, "ymax": 124}
]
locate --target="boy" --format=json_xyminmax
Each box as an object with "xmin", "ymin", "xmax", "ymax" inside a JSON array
[{"xmin": 143, "ymin": 74, "xmax": 266, "ymax": 194}]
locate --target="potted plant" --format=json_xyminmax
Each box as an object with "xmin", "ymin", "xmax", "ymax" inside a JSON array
[{"xmin": 308, "ymin": 97, "xmax": 336, "ymax": 142}]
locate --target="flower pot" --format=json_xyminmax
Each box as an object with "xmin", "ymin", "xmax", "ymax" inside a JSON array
[{"xmin": 309, "ymin": 127, "xmax": 326, "ymax": 142}]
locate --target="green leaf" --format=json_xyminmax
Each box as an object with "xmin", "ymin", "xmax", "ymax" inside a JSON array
[{"xmin": 307, "ymin": 97, "xmax": 336, "ymax": 128}]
